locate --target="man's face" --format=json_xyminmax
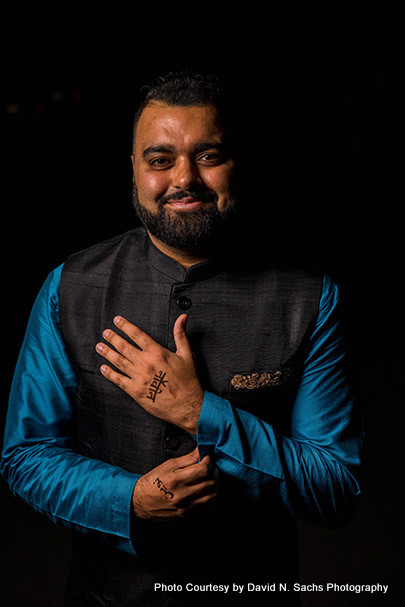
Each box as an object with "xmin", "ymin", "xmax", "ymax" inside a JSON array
[{"xmin": 132, "ymin": 101, "xmax": 237, "ymax": 253}]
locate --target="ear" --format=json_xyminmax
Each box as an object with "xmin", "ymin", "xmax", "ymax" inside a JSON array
[{"xmin": 131, "ymin": 155, "xmax": 136, "ymax": 183}]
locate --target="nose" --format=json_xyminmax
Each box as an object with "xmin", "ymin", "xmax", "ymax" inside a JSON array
[{"xmin": 171, "ymin": 156, "xmax": 202, "ymax": 190}]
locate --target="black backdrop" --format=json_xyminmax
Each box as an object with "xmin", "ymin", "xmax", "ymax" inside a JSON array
[{"xmin": 1, "ymin": 15, "xmax": 403, "ymax": 606}]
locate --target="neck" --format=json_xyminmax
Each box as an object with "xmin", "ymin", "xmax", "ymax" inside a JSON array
[{"xmin": 147, "ymin": 231, "xmax": 210, "ymax": 270}]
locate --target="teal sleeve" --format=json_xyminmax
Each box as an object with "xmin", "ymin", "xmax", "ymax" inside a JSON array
[
  {"xmin": 197, "ymin": 275, "xmax": 363, "ymax": 526},
  {"xmin": 1, "ymin": 265, "xmax": 140, "ymax": 554}
]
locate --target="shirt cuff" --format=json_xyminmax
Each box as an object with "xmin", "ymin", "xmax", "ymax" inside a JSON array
[
  {"xmin": 197, "ymin": 391, "xmax": 231, "ymax": 455},
  {"xmin": 108, "ymin": 470, "xmax": 141, "ymax": 555}
]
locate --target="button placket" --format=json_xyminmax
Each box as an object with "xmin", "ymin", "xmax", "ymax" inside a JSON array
[
  {"xmin": 167, "ymin": 284, "xmax": 195, "ymax": 351},
  {"xmin": 164, "ymin": 435, "xmax": 181, "ymax": 451},
  {"xmin": 176, "ymin": 295, "xmax": 192, "ymax": 310}
]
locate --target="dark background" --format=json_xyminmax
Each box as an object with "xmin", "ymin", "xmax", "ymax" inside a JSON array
[{"xmin": 1, "ymin": 11, "xmax": 403, "ymax": 606}]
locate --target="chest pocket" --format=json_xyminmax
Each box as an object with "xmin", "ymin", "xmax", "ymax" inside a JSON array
[{"xmin": 222, "ymin": 366, "xmax": 301, "ymax": 432}]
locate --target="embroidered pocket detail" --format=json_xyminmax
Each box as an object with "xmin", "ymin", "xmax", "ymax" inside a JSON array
[{"xmin": 230, "ymin": 369, "xmax": 293, "ymax": 390}]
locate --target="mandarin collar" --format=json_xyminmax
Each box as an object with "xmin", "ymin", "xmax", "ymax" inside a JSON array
[{"xmin": 144, "ymin": 229, "xmax": 220, "ymax": 283}]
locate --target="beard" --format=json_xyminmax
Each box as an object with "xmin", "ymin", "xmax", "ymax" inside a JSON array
[{"xmin": 132, "ymin": 185, "xmax": 237, "ymax": 254}]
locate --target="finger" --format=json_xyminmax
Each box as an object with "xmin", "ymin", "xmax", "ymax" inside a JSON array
[
  {"xmin": 114, "ymin": 316, "xmax": 157, "ymax": 351},
  {"xmin": 171, "ymin": 447, "xmax": 200, "ymax": 469},
  {"xmin": 177, "ymin": 481, "xmax": 218, "ymax": 506},
  {"xmin": 173, "ymin": 314, "xmax": 193, "ymax": 359},
  {"xmin": 175, "ymin": 456, "xmax": 214, "ymax": 485},
  {"xmin": 102, "ymin": 328, "xmax": 140, "ymax": 362},
  {"xmin": 177, "ymin": 483, "xmax": 219, "ymax": 512},
  {"xmin": 95, "ymin": 342, "xmax": 134, "ymax": 377},
  {"xmin": 99, "ymin": 364, "xmax": 133, "ymax": 393}
]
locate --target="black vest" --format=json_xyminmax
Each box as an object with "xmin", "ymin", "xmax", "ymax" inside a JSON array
[{"xmin": 59, "ymin": 227, "xmax": 322, "ymax": 606}]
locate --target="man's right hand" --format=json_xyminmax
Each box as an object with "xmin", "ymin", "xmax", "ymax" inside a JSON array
[{"xmin": 132, "ymin": 448, "xmax": 218, "ymax": 521}]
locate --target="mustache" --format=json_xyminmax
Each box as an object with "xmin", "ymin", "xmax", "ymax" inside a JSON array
[{"xmin": 158, "ymin": 189, "xmax": 219, "ymax": 206}]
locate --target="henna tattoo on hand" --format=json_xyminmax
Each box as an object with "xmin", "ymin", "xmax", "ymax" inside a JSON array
[
  {"xmin": 146, "ymin": 370, "xmax": 168, "ymax": 402},
  {"xmin": 153, "ymin": 477, "xmax": 174, "ymax": 500}
]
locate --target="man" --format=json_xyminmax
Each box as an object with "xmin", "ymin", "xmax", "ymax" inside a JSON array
[{"xmin": 1, "ymin": 72, "xmax": 362, "ymax": 606}]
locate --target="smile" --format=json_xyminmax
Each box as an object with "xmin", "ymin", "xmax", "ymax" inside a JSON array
[{"xmin": 166, "ymin": 197, "xmax": 206, "ymax": 210}]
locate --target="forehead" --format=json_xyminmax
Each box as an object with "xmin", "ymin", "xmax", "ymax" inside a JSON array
[{"xmin": 134, "ymin": 102, "xmax": 224, "ymax": 153}]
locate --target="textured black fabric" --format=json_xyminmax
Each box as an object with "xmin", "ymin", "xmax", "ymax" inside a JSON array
[{"xmin": 59, "ymin": 227, "xmax": 322, "ymax": 606}]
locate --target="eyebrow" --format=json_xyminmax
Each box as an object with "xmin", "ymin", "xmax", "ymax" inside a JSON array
[
  {"xmin": 193, "ymin": 141, "xmax": 225, "ymax": 154},
  {"xmin": 142, "ymin": 144, "xmax": 175, "ymax": 159},
  {"xmin": 142, "ymin": 141, "xmax": 225, "ymax": 159}
]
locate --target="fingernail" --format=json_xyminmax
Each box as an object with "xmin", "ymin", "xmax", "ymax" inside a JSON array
[
  {"xmin": 95, "ymin": 343, "xmax": 104, "ymax": 352},
  {"xmin": 114, "ymin": 316, "xmax": 122, "ymax": 325},
  {"xmin": 100, "ymin": 365, "xmax": 107, "ymax": 374},
  {"xmin": 103, "ymin": 329, "xmax": 111, "ymax": 338}
]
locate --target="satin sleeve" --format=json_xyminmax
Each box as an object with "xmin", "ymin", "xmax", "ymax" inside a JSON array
[
  {"xmin": 1, "ymin": 265, "xmax": 140, "ymax": 554},
  {"xmin": 197, "ymin": 275, "xmax": 363, "ymax": 526}
]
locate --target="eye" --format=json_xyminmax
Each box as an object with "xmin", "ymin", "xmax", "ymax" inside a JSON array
[
  {"xmin": 149, "ymin": 157, "xmax": 172, "ymax": 169},
  {"xmin": 197, "ymin": 153, "xmax": 225, "ymax": 165}
]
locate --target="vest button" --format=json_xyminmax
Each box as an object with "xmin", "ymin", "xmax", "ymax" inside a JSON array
[
  {"xmin": 164, "ymin": 436, "xmax": 181, "ymax": 450},
  {"xmin": 176, "ymin": 296, "xmax": 192, "ymax": 310}
]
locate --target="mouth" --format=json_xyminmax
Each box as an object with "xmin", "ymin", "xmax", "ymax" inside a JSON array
[{"xmin": 165, "ymin": 197, "xmax": 207, "ymax": 210}]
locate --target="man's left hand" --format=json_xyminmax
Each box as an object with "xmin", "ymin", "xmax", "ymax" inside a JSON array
[{"xmin": 95, "ymin": 314, "xmax": 203, "ymax": 434}]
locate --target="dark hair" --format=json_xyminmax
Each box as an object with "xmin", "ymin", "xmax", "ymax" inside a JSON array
[{"xmin": 132, "ymin": 71, "xmax": 230, "ymax": 143}]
